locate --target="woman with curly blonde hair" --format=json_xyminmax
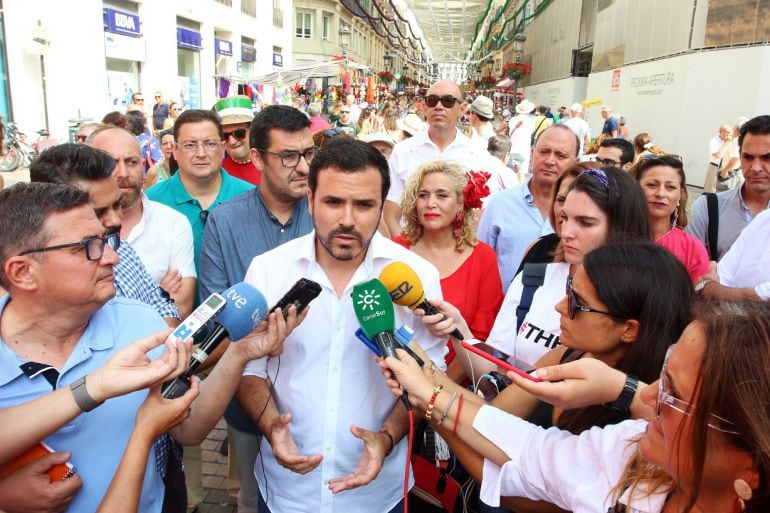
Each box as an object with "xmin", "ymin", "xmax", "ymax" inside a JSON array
[{"xmin": 393, "ymin": 160, "xmax": 504, "ymax": 380}]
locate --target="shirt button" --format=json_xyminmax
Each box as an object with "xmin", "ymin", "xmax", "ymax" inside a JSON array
[
  {"xmin": 325, "ymin": 445, "xmax": 332, "ymax": 451},
  {"xmin": 332, "ymin": 367, "xmax": 338, "ymax": 372},
  {"xmin": 280, "ymin": 228, "xmax": 285, "ymax": 233}
]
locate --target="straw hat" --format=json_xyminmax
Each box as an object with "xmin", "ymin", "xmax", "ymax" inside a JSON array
[{"xmin": 396, "ymin": 113, "xmax": 426, "ymax": 136}]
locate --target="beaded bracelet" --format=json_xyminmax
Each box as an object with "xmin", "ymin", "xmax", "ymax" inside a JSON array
[
  {"xmin": 452, "ymin": 393, "xmax": 464, "ymax": 435},
  {"xmin": 438, "ymin": 392, "xmax": 458, "ymax": 425},
  {"xmin": 425, "ymin": 385, "xmax": 444, "ymax": 420}
]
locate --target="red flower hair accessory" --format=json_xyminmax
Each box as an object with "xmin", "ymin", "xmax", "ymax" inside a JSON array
[{"xmin": 463, "ymin": 170, "xmax": 491, "ymax": 209}]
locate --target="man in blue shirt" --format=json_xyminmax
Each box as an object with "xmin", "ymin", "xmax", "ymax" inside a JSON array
[
  {"xmin": 601, "ymin": 106, "xmax": 618, "ymax": 138},
  {"xmin": 199, "ymin": 105, "xmax": 315, "ymax": 512},
  {"xmin": 477, "ymin": 125, "xmax": 579, "ymax": 290}
]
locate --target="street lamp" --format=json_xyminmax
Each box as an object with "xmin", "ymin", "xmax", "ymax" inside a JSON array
[
  {"xmin": 339, "ymin": 22, "xmax": 351, "ymax": 57},
  {"xmin": 511, "ymin": 32, "xmax": 526, "ymax": 108},
  {"xmin": 383, "ymin": 52, "xmax": 393, "ymax": 70}
]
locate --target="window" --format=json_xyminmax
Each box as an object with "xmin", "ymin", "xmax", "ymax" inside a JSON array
[
  {"xmin": 296, "ymin": 11, "xmax": 312, "ymax": 39},
  {"xmin": 322, "ymin": 14, "xmax": 331, "ymax": 40}
]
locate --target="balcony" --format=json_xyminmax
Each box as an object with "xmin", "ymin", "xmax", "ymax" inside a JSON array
[
  {"xmin": 273, "ymin": 8, "xmax": 283, "ymax": 28},
  {"xmin": 241, "ymin": 0, "xmax": 256, "ymax": 18}
]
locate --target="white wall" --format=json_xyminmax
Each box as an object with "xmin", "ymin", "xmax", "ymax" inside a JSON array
[
  {"xmin": 584, "ymin": 45, "xmax": 770, "ymax": 186},
  {"xmin": 521, "ymin": 77, "xmax": 588, "ymax": 112}
]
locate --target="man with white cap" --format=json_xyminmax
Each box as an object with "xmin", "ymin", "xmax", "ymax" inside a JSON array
[
  {"xmin": 361, "ymin": 132, "xmax": 396, "ymax": 161},
  {"xmin": 383, "ymin": 79, "xmax": 487, "ymax": 237},
  {"xmin": 468, "ymin": 95, "xmax": 496, "ymax": 152},
  {"xmin": 507, "ymin": 99, "xmax": 536, "ymax": 175},
  {"xmin": 562, "ymin": 102, "xmax": 591, "ymax": 156},
  {"xmin": 214, "ymin": 96, "xmax": 260, "ymax": 185},
  {"xmin": 395, "ymin": 113, "xmax": 425, "ymax": 140}
]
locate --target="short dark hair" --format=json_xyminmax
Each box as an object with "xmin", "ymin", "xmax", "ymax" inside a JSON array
[
  {"xmin": 173, "ymin": 109, "xmax": 223, "ymax": 142},
  {"xmin": 600, "ymin": 138, "xmax": 635, "ymax": 166},
  {"xmin": 738, "ymin": 115, "xmax": 770, "ymax": 150},
  {"xmin": 308, "ymin": 137, "xmax": 390, "ymax": 203},
  {"xmin": 102, "ymin": 111, "xmax": 130, "ymax": 130},
  {"xmin": 251, "ymin": 105, "xmax": 311, "ymax": 151},
  {"xmin": 125, "ymin": 110, "xmax": 146, "ymax": 136},
  {"xmin": 537, "ymin": 105, "xmax": 548, "ymax": 115},
  {"xmin": 30, "ymin": 143, "xmax": 116, "ymax": 185},
  {"xmin": 568, "ymin": 166, "xmax": 650, "ymax": 242},
  {"xmin": 0, "ymin": 183, "xmax": 90, "ymax": 288}
]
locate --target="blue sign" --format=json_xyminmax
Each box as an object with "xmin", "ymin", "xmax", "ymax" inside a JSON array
[
  {"xmin": 273, "ymin": 53, "xmax": 283, "ymax": 67},
  {"xmin": 177, "ymin": 28, "xmax": 202, "ymax": 51},
  {"xmin": 215, "ymin": 38, "xmax": 233, "ymax": 56},
  {"xmin": 103, "ymin": 8, "xmax": 141, "ymax": 38},
  {"xmin": 241, "ymin": 44, "xmax": 256, "ymax": 63}
]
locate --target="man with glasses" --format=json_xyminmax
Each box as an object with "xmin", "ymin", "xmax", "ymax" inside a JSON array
[
  {"xmin": 0, "ymin": 181, "xmax": 299, "ymax": 513},
  {"xmin": 384, "ymin": 79, "xmax": 485, "ymax": 236},
  {"xmin": 152, "ymin": 92, "xmax": 170, "ymax": 133},
  {"xmin": 594, "ymin": 138, "xmax": 635, "ymax": 171},
  {"xmin": 146, "ymin": 109, "xmax": 253, "ymax": 274},
  {"xmin": 128, "ymin": 92, "xmax": 145, "ymax": 113},
  {"xmin": 199, "ymin": 104, "xmax": 315, "ymax": 513},
  {"xmin": 29, "ymin": 143, "xmax": 180, "ymax": 327},
  {"xmin": 214, "ymin": 96, "xmax": 261, "ymax": 185},
  {"xmin": 333, "ymin": 106, "xmax": 360, "ymax": 136},
  {"xmin": 88, "ymin": 126, "xmax": 197, "ymax": 319}
]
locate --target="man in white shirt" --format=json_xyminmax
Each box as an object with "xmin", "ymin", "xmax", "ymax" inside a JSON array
[
  {"xmin": 562, "ymin": 103, "xmax": 591, "ymax": 156},
  {"xmin": 89, "ymin": 127, "xmax": 197, "ymax": 318},
  {"xmin": 507, "ymin": 99, "xmax": 535, "ymax": 175},
  {"xmin": 383, "ymin": 79, "xmax": 486, "ymax": 236},
  {"xmin": 703, "ymin": 124, "xmax": 736, "ymax": 193},
  {"xmin": 237, "ymin": 138, "xmax": 447, "ymax": 513}
]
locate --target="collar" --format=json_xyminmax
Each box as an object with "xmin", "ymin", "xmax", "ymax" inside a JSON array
[
  {"xmin": 615, "ymin": 480, "xmax": 669, "ymax": 513},
  {"xmin": 291, "ymin": 231, "xmax": 390, "ymax": 279},
  {"xmin": 168, "ymin": 168, "xmax": 231, "ymax": 206},
  {"xmin": 738, "ymin": 184, "xmax": 770, "ymax": 212},
  {"xmin": 522, "ymin": 179, "xmax": 535, "ymax": 204},
  {"xmin": 415, "ymin": 128, "xmax": 471, "ymax": 152}
]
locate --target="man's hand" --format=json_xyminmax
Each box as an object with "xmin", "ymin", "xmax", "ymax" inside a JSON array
[
  {"xmin": 231, "ymin": 305, "xmax": 308, "ymax": 363},
  {"xmin": 159, "ymin": 269, "xmax": 183, "ymax": 294},
  {"xmin": 87, "ymin": 329, "xmax": 192, "ymax": 403},
  {"xmin": 0, "ymin": 453, "xmax": 82, "ymax": 513},
  {"xmin": 327, "ymin": 425, "xmax": 390, "ymax": 493},
  {"xmin": 134, "ymin": 380, "xmax": 200, "ymax": 442},
  {"xmin": 267, "ymin": 413, "xmax": 323, "ymax": 474}
]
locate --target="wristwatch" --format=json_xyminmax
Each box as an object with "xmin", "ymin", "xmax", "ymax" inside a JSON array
[
  {"xmin": 694, "ymin": 278, "xmax": 713, "ymax": 295},
  {"xmin": 604, "ymin": 374, "xmax": 638, "ymax": 414},
  {"xmin": 70, "ymin": 375, "xmax": 103, "ymax": 412}
]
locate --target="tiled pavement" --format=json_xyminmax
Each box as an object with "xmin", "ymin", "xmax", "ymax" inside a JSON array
[{"xmin": 195, "ymin": 418, "xmax": 237, "ymax": 513}]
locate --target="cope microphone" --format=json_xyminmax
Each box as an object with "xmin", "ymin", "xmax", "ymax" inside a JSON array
[
  {"xmin": 162, "ymin": 283, "xmax": 268, "ymax": 399},
  {"xmin": 352, "ymin": 278, "xmax": 411, "ymax": 411},
  {"xmin": 379, "ymin": 261, "xmax": 465, "ymax": 341}
]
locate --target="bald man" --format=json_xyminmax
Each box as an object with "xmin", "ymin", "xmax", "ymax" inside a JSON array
[{"xmin": 384, "ymin": 79, "xmax": 487, "ymax": 236}]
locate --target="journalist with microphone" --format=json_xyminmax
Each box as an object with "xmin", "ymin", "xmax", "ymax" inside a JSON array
[
  {"xmin": 237, "ymin": 138, "xmax": 447, "ymax": 513},
  {"xmin": 0, "ymin": 182, "xmax": 302, "ymax": 513}
]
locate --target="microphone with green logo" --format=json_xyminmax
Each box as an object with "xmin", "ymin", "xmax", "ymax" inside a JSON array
[{"xmin": 352, "ymin": 278, "xmax": 412, "ymax": 411}]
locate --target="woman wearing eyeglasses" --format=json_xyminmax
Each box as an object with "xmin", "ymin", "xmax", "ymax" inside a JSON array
[
  {"xmin": 383, "ymin": 300, "xmax": 770, "ymax": 512},
  {"xmin": 630, "ymin": 155, "xmax": 709, "ymax": 283}
]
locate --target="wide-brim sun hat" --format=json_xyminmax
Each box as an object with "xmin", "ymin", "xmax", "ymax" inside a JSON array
[
  {"xmin": 396, "ymin": 113, "xmax": 427, "ymax": 135},
  {"xmin": 360, "ymin": 132, "xmax": 396, "ymax": 148},
  {"xmin": 515, "ymin": 99, "xmax": 535, "ymax": 115}
]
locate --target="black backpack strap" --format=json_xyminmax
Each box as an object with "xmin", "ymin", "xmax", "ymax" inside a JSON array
[
  {"xmin": 705, "ymin": 192, "xmax": 719, "ymax": 260},
  {"xmin": 516, "ymin": 263, "xmax": 548, "ymax": 333}
]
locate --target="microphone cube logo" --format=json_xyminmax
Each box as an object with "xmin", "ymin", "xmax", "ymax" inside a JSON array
[
  {"xmin": 389, "ymin": 281, "xmax": 412, "ymax": 302},
  {"xmin": 357, "ymin": 288, "xmax": 387, "ymax": 322}
]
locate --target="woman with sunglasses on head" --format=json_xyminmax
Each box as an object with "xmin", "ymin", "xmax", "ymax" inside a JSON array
[
  {"xmin": 631, "ymin": 155, "xmax": 709, "ymax": 283},
  {"xmin": 393, "ymin": 160, "xmax": 504, "ymax": 382},
  {"xmin": 384, "ymin": 300, "xmax": 770, "ymax": 513}
]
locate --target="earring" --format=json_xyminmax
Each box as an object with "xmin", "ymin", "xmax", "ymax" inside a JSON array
[
  {"xmin": 733, "ymin": 478, "xmax": 753, "ymax": 512},
  {"xmin": 671, "ymin": 203, "xmax": 680, "ymax": 228},
  {"xmin": 452, "ymin": 212, "xmax": 464, "ymax": 238}
]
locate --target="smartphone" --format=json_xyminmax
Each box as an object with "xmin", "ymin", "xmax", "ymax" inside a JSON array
[
  {"xmin": 270, "ymin": 278, "xmax": 322, "ymax": 319},
  {"xmin": 460, "ymin": 341, "xmax": 541, "ymax": 382}
]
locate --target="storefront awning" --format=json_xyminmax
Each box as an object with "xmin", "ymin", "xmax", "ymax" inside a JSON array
[
  {"xmin": 177, "ymin": 28, "xmax": 202, "ymax": 51},
  {"xmin": 496, "ymin": 78, "xmax": 514, "ymax": 89}
]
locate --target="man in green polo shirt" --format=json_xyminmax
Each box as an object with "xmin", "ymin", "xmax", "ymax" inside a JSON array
[{"xmin": 146, "ymin": 109, "xmax": 253, "ymax": 273}]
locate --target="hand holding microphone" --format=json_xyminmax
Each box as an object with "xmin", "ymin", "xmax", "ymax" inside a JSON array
[{"xmin": 378, "ymin": 261, "xmax": 469, "ymax": 340}]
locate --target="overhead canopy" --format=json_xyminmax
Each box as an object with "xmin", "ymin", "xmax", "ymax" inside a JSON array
[
  {"xmin": 215, "ymin": 59, "xmax": 371, "ymax": 87},
  {"xmin": 496, "ymin": 77, "xmax": 514, "ymax": 88}
]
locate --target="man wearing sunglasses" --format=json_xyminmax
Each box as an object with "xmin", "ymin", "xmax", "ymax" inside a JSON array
[
  {"xmin": 214, "ymin": 96, "xmax": 260, "ymax": 186},
  {"xmin": 384, "ymin": 79, "xmax": 486, "ymax": 237}
]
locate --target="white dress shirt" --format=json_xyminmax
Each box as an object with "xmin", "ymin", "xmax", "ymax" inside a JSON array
[
  {"xmin": 718, "ymin": 208, "xmax": 770, "ymax": 300},
  {"xmin": 126, "ymin": 193, "xmax": 196, "ymax": 282},
  {"xmin": 243, "ymin": 232, "xmax": 447, "ymax": 513},
  {"xmin": 473, "ymin": 405, "xmax": 664, "ymax": 512}
]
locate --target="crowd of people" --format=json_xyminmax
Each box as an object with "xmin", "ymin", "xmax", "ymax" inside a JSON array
[{"xmin": 0, "ymin": 76, "xmax": 768, "ymax": 513}]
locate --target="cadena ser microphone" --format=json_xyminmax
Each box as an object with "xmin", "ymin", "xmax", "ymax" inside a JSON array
[
  {"xmin": 162, "ymin": 283, "xmax": 268, "ymax": 399},
  {"xmin": 379, "ymin": 261, "xmax": 465, "ymax": 341},
  {"xmin": 352, "ymin": 278, "xmax": 411, "ymax": 410}
]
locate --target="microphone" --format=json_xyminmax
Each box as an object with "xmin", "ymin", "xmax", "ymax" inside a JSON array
[
  {"xmin": 351, "ymin": 278, "xmax": 411, "ymax": 410},
  {"xmin": 379, "ymin": 261, "xmax": 465, "ymax": 340},
  {"xmin": 162, "ymin": 283, "xmax": 268, "ymax": 399},
  {"xmin": 167, "ymin": 292, "xmax": 227, "ymax": 344}
]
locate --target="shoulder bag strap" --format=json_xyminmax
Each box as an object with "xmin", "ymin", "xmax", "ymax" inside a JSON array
[
  {"xmin": 516, "ymin": 263, "xmax": 548, "ymax": 333},
  {"xmin": 705, "ymin": 192, "xmax": 719, "ymax": 260}
]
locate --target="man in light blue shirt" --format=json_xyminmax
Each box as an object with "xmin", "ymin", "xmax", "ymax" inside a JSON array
[{"xmin": 478, "ymin": 125, "xmax": 579, "ymax": 290}]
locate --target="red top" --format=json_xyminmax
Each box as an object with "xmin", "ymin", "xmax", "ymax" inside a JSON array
[
  {"xmin": 656, "ymin": 227, "xmax": 710, "ymax": 283},
  {"xmin": 392, "ymin": 235, "xmax": 505, "ymax": 363},
  {"xmin": 222, "ymin": 155, "xmax": 261, "ymax": 185}
]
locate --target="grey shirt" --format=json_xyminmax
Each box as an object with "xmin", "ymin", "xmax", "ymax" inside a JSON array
[
  {"xmin": 199, "ymin": 186, "xmax": 312, "ymax": 432},
  {"xmin": 686, "ymin": 185, "xmax": 769, "ymax": 260}
]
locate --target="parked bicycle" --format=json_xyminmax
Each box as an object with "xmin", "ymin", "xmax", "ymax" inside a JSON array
[{"xmin": 0, "ymin": 122, "xmax": 60, "ymax": 172}]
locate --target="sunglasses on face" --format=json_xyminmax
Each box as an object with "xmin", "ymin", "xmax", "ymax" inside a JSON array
[
  {"xmin": 340, "ymin": 110, "xmax": 350, "ymax": 114},
  {"xmin": 224, "ymin": 128, "xmax": 248, "ymax": 141},
  {"xmin": 425, "ymin": 95, "xmax": 458, "ymax": 108},
  {"xmin": 566, "ymin": 276, "xmax": 627, "ymax": 320}
]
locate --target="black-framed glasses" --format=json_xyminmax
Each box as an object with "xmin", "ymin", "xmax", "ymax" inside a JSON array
[
  {"xmin": 223, "ymin": 128, "xmax": 248, "ymax": 141},
  {"xmin": 595, "ymin": 157, "xmax": 620, "ymax": 166},
  {"xmin": 258, "ymin": 147, "xmax": 318, "ymax": 168},
  {"xmin": 19, "ymin": 232, "xmax": 121, "ymax": 261},
  {"xmin": 657, "ymin": 344, "xmax": 739, "ymax": 434},
  {"xmin": 566, "ymin": 276, "xmax": 627, "ymax": 320},
  {"xmin": 425, "ymin": 95, "xmax": 458, "ymax": 108}
]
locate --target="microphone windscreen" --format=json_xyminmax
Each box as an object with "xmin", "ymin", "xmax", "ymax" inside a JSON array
[
  {"xmin": 351, "ymin": 279, "xmax": 396, "ymax": 340},
  {"xmin": 218, "ymin": 283, "xmax": 268, "ymax": 341},
  {"xmin": 378, "ymin": 261, "xmax": 426, "ymax": 310}
]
